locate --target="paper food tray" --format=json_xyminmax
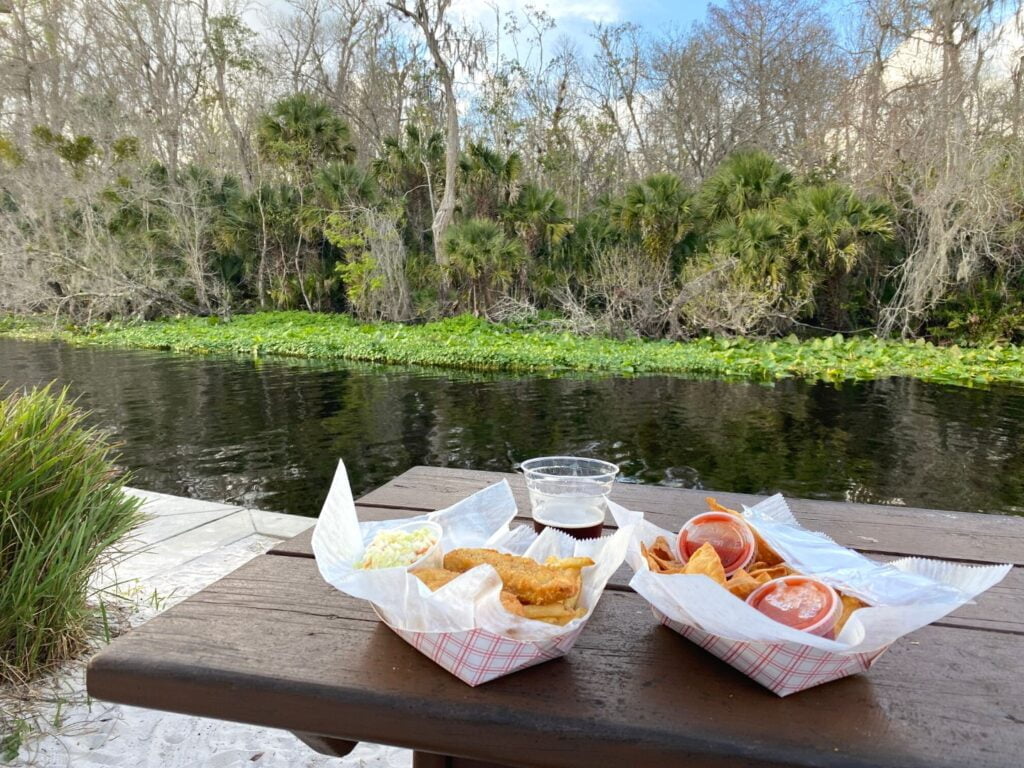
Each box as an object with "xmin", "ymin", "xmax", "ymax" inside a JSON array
[
  {"xmin": 611, "ymin": 494, "xmax": 1010, "ymax": 696},
  {"xmin": 313, "ymin": 461, "xmax": 633, "ymax": 685}
]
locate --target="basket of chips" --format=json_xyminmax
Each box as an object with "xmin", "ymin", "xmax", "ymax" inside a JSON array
[
  {"xmin": 611, "ymin": 494, "xmax": 1011, "ymax": 696},
  {"xmin": 312, "ymin": 461, "xmax": 633, "ymax": 686}
]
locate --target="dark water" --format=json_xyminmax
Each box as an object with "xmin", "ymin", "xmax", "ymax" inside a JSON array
[{"xmin": 3, "ymin": 337, "xmax": 1024, "ymax": 517}]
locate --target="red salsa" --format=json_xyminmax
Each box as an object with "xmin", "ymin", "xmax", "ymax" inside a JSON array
[
  {"xmin": 746, "ymin": 576, "xmax": 840, "ymax": 636},
  {"xmin": 678, "ymin": 512, "xmax": 755, "ymax": 574}
]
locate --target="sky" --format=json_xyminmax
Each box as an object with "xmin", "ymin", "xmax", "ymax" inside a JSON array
[
  {"xmin": 255, "ymin": 0, "xmax": 713, "ymax": 44},
  {"xmin": 450, "ymin": 0, "xmax": 709, "ymax": 41}
]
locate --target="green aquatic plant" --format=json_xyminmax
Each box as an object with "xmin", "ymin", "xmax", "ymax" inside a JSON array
[{"xmin": 4, "ymin": 312, "xmax": 1024, "ymax": 388}]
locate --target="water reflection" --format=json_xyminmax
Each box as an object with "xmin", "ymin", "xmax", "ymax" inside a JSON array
[{"xmin": 2, "ymin": 337, "xmax": 1023, "ymax": 517}]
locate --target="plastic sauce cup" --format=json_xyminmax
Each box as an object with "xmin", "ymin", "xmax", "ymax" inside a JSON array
[
  {"xmin": 677, "ymin": 511, "xmax": 756, "ymax": 576},
  {"xmin": 746, "ymin": 576, "xmax": 841, "ymax": 637}
]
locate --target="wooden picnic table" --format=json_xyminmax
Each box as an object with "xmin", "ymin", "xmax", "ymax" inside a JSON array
[{"xmin": 87, "ymin": 466, "xmax": 1024, "ymax": 768}]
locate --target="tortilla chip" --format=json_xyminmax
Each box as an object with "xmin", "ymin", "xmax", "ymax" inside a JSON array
[
  {"xmin": 683, "ymin": 542, "xmax": 727, "ymax": 585},
  {"xmin": 725, "ymin": 568, "xmax": 761, "ymax": 599},
  {"xmin": 642, "ymin": 536, "xmax": 688, "ymax": 574},
  {"xmin": 749, "ymin": 564, "xmax": 789, "ymax": 582},
  {"xmin": 706, "ymin": 497, "xmax": 740, "ymax": 516},
  {"xmin": 834, "ymin": 593, "xmax": 867, "ymax": 636},
  {"xmin": 649, "ymin": 536, "xmax": 677, "ymax": 562}
]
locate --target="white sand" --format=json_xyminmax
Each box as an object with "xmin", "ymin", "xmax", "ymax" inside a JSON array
[{"xmin": 3, "ymin": 490, "xmax": 413, "ymax": 768}]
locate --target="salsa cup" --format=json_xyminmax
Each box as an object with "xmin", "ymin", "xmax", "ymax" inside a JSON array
[
  {"xmin": 746, "ymin": 575, "xmax": 841, "ymax": 637},
  {"xmin": 677, "ymin": 511, "xmax": 756, "ymax": 576}
]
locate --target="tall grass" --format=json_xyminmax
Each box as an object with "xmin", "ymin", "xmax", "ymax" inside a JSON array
[{"xmin": 0, "ymin": 384, "xmax": 143, "ymax": 685}]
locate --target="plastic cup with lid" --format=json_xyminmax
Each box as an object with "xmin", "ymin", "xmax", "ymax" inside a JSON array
[
  {"xmin": 677, "ymin": 511, "xmax": 756, "ymax": 576},
  {"xmin": 745, "ymin": 575, "xmax": 842, "ymax": 637}
]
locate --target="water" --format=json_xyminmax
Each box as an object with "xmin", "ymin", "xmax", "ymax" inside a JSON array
[{"xmin": 3, "ymin": 337, "xmax": 1024, "ymax": 518}]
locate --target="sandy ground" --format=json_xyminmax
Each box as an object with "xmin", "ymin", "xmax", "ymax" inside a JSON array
[{"xmin": 2, "ymin": 490, "xmax": 413, "ymax": 768}]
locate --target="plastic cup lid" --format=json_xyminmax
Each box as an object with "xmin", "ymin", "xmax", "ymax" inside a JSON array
[
  {"xmin": 677, "ymin": 511, "xmax": 756, "ymax": 575},
  {"xmin": 746, "ymin": 576, "xmax": 841, "ymax": 635}
]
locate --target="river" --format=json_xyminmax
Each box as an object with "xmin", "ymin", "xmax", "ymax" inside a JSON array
[{"xmin": 3, "ymin": 337, "xmax": 1023, "ymax": 517}]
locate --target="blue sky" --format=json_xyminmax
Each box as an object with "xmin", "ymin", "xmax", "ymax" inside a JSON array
[{"xmin": 451, "ymin": 0, "xmax": 711, "ymax": 40}]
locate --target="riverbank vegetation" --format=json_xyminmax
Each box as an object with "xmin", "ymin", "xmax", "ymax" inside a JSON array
[
  {"xmin": 4, "ymin": 311, "xmax": 1024, "ymax": 388},
  {"xmin": 0, "ymin": 385, "xmax": 142, "ymax": 686},
  {"xmin": 2, "ymin": 1, "xmax": 1024, "ymax": 346}
]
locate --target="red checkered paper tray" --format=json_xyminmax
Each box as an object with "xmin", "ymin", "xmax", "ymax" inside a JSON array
[
  {"xmin": 312, "ymin": 461, "xmax": 633, "ymax": 686},
  {"xmin": 611, "ymin": 495, "xmax": 1011, "ymax": 696}
]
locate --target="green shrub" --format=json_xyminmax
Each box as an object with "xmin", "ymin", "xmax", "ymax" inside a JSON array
[{"xmin": 0, "ymin": 385, "xmax": 143, "ymax": 684}]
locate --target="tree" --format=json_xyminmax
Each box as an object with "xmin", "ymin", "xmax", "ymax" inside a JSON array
[
  {"xmin": 506, "ymin": 183, "xmax": 573, "ymax": 259},
  {"xmin": 387, "ymin": 0, "xmax": 483, "ymax": 266},
  {"xmin": 697, "ymin": 150, "xmax": 793, "ymax": 222},
  {"xmin": 779, "ymin": 183, "xmax": 893, "ymax": 328},
  {"xmin": 614, "ymin": 173, "xmax": 692, "ymax": 265},
  {"xmin": 458, "ymin": 141, "xmax": 522, "ymax": 219},
  {"xmin": 256, "ymin": 94, "xmax": 356, "ymax": 180},
  {"xmin": 443, "ymin": 218, "xmax": 523, "ymax": 315},
  {"xmin": 504, "ymin": 182, "xmax": 573, "ymax": 298},
  {"xmin": 371, "ymin": 123, "xmax": 444, "ymax": 252}
]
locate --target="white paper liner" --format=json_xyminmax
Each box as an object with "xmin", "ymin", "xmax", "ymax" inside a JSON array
[
  {"xmin": 611, "ymin": 494, "xmax": 1012, "ymax": 655},
  {"xmin": 312, "ymin": 461, "xmax": 634, "ymax": 684}
]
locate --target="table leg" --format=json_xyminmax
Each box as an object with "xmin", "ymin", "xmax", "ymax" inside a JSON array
[{"xmin": 292, "ymin": 732, "xmax": 358, "ymax": 757}]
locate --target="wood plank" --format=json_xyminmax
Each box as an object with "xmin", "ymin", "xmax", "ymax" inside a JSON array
[
  {"xmin": 358, "ymin": 466, "xmax": 1024, "ymax": 565},
  {"xmin": 87, "ymin": 554, "xmax": 1024, "ymax": 768}
]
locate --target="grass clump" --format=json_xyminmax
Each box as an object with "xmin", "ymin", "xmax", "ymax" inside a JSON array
[{"xmin": 0, "ymin": 385, "xmax": 143, "ymax": 685}]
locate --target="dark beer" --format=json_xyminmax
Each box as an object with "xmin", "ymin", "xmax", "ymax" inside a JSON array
[{"xmin": 531, "ymin": 499, "xmax": 605, "ymax": 540}]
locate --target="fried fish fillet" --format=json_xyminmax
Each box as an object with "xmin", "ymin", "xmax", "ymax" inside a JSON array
[
  {"xmin": 412, "ymin": 567, "xmax": 525, "ymax": 616},
  {"xmin": 442, "ymin": 548, "xmax": 592, "ymax": 606}
]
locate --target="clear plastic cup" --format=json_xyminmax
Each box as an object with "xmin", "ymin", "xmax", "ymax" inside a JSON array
[{"xmin": 520, "ymin": 456, "xmax": 619, "ymax": 540}]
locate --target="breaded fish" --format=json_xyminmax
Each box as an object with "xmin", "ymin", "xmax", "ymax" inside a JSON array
[
  {"xmin": 412, "ymin": 567, "xmax": 525, "ymax": 616},
  {"xmin": 443, "ymin": 548, "xmax": 591, "ymax": 605}
]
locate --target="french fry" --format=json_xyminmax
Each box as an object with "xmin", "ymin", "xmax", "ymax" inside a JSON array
[
  {"xmin": 522, "ymin": 603, "xmax": 577, "ymax": 625},
  {"xmin": 546, "ymin": 556, "xmax": 594, "ymax": 570}
]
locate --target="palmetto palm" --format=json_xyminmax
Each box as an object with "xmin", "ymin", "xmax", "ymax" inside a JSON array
[
  {"xmin": 443, "ymin": 218, "xmax": 524, "ymax": 315},
  {"xmin": 781, "ymin": 183, "xmax": 892, "ymax": 275},
  {"xmin": 370, "ymin": 124, "xmax": 443, "ymax": 251},
  {"xmin": 505, "ymin": 183, "xmax": 573, "ymax": 257},
  {"xmin": 698, "ymin": 150, "xmax": 794, "ymax": 223},
  {"xmin": 315, "ymin": 163, "xmax": 376, "ymax": 208},
  {"xmin": 713, "ymin": 210, "xmax": 787, "ymax": 282},
  {"xmin": 503, "ymin": 183, "xmax": 573, "ymax": 298},
  {"xmin": 458, "ymin": 142, "xmax": 523, "ymax": 219},
  {"xmin": 256, "ymin": 94, "xmax": 356, "ymax": 178},
  {"xmin": 780, "ymin": 183, "xmax": 893, "ymax": 326},
  {"xmin": 616, "ymin": 172, "xmax": 692, "ymax": 264},
  {"xmin": 371, "ymin": 124, "xmax": 443, "ymax": 194}
]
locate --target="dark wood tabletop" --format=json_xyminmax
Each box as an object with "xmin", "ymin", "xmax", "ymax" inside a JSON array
[{"xmin": 87, "ymin": 466, "xmax": 1024, "ymax": 768}]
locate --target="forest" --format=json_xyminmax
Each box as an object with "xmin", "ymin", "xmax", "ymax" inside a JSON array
[{"xmin": 2, "ymin": 0, "xmax": 1024, "ymax": 343}]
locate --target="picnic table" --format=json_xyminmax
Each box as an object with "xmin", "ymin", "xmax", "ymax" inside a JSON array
[{"xmin": 87, "ymin": 466, "xmax": 1024, "ymax": 768}]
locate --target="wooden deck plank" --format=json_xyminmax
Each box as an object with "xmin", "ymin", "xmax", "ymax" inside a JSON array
[
  {"xmin": 87, "ymin": 553, "xmax": 1024, "ymax": 768},
  {"xmin": 356, "ymin": 466, "xmax": 1024, "ymax": 565}
]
